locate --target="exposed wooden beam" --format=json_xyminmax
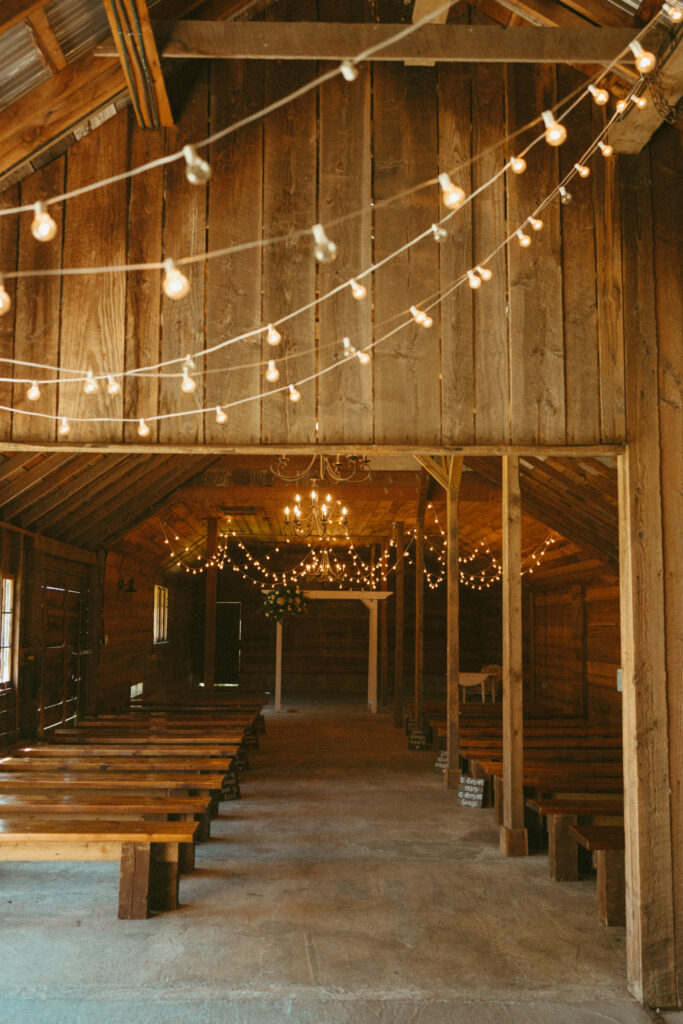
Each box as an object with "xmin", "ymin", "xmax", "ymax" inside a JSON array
[
  {"xmin": 17, "ymin": 456, "xmax": 129, "ymax": 529},
  {"xmin": 0, "ymin": 0, "xmax": 50, "ymax": 36},
  {"xmin": 203, "ymin": 516, "xmax": 218, "ymax": 687},
  {"xmin": 26, "ymin": 7, "xmax": 67, "ymax": 74},
  {"xmin": 392, "ymin": 520, "xmax": 405, "ymax": 728},
  {"xmin": 102, "ymin": 0, "xmax": 174, "ymax": 128},
  {"xmin": 94, "ymin": 21, "xmax": 642, "ymax": 64},
  {"xmin": 0, "ymin": 453, "xmax": 74, "ymax": 507},
  {"xmin": 2, "ymin": 454, "xmax": 101, "ymax": 521},
  {"xmin": 414, "ymin": 468, "xmax": 429, "ymax": 728},
  {"xmin": 32, "ymin": 456, "xmax": 154, "ymax": 535},
  {"xmin": 609, "ymin": 33, "xmax": 683, "ymax": 153},
  {"xmin": 406, "ymin": 0, "xmax": 450, "ymax": 67},
  {"xmin": 445, "ymin": 456, "xmax": 464, "ymax": 789},
  {"xmin": 414, "ymin": 453, "xmax": 449, "ymax": 490}
]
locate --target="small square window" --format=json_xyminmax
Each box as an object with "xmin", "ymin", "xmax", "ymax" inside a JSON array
[{"xmin": 0, "ymin": 577, "xmax": 14, "ymax": 688}]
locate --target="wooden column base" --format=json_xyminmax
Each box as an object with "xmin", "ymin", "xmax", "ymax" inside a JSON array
[
  {"xmin": 548, "ymin": 814, "xmax": 579, "ymax": 880},
  {"xmin": 499, "ymin": 825, "xmax": 529, "ymax": 857},
  {"xmin": 445, "ymin": 768, "xmax": 460, "ymax": 789},
  {"xmin": 597, "ymin": 849, "xmax": 626, "ymax": 926}
]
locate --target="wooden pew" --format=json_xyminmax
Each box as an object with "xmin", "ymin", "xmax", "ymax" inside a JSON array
[
  {"xmin": 570, "ymin": 824, "xmax": 626, "ymax": 926},
  {"xmin": 525, "ymin": 796, "xmax": 624, "ymax": 881},
  {"xmin": 14, "ymin": 742, "xmax": 240, "ymax": 762},
  {"xmin": 0, "ymin": 819, "xmax": 197, "ymax": 918}
]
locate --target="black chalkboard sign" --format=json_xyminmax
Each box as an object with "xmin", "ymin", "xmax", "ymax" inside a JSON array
[
  {"xmin": 408, "ymin": 729, "xmax": 430, "ymax": 750},
  {"xmin": 434, "ymin": 749, "xmax": 448, "ymax": 774},
  {"xmin": 457, "ymin": 776, "xmax": 486, "ymax": 807}
]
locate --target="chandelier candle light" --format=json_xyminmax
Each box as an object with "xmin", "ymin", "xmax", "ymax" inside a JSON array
[{"xmin": 283, "ymin": 486, "xmax": 348, "ymax": 539}]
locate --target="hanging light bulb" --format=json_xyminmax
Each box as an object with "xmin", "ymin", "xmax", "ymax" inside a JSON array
[
  {"xmin": 58, "ymin": 417, "xmax": 70, "ymax": 436},
  {"xmin": 181, "ymin": 367, "xmax": 196, "ymax": 393},
  {"xmin": 632, "ymin": 94, "xmax": 648, "ymax": 109},
  {"xmin": 410, "ymin": 305, "xmax": 433, "ymax": 328},
  {"xmin": 528, "ymin": 216, "xmax": 544, "ymax": 232},
  {"xmin": 288, "ymin": 384, "xmax": 301, "ymax": 403},
  {"xmin": 516, "ymin": 228, "xmax": 532, "ymax": 248},
  {"xmin": 467, "ymin": 270, "xmax": 482, "ymax": 290},
  {"xmin": 266, "ymin": 324, "xmax": 281, "ymax": 346},
  {"xmin": 349, "ymin": 278, "xmax": 367, "ymax": 300},
  {"xmin": 215, "ymin": 406, "xmax": 227, "ymax": 424},
  {"xmin": 588, "ymin": 84, "xmax": 610, "ymax": 106},
  {"xmin": 0, "ymin": 276, "xmax": 11, "ymax": 316},
  {"xmin": 541, "ymin": 110, "xmax": 567, "ymax": 147},
  {"xmin": 107, "ymin": 375, "xmax": 120, "ymax": 396},
  {"xmin": 31, "ymin": 201, "xmax": 57, "ymax": 242},
  {"xmin": 575, "ymin": 163, "xmax": 591, "ymax": 178},
  {"xmin": 83, "ymin": 370, "xmax": 98, "ymax": 395},
  {"xmin": 559, "ymin": 185, "xmax": 573, "ymax": 205},
  {"xmin": 163, "ymin": 259, "xmax": 190, "ymax": 300},
  {"xmin": 476, "ymin": 265, "xmax": 493, "ymax": 281},
  {"xmin": 438, "ymin": 173, "xmax": 466, "ymax": 210},
  {"xmin": 431, "ymin": 223, "xmax": 448, "ymax": 242},
  {"xmin": 339, "ymin": 60, "xmax": 358, "ymax": 82},
  {"xmin": 662, "ymin": 1, "xmax": 683, "ymax": 20},
  {"xmin": 616, "ymin": 98, "xmax": 628, "ymax": 114},
  {"xmin": 266, "ymin": 360, "xmax": 280, "ymax": 383},
  {"xmin": 356, "ymin": 349, "xmax": 370, "ymax": 365},
  {"xmin": 182, "ymin": 144, "xmax": 211, "ymax": 185},
  {"xmin": 510, "ymin": 156, "xmax": 527, "ymax": 174},
  {"xmin": 312, "ymin": 223, "xmax": 337, "ymax": 263},
  {"xmin": 598, "ymin": 141, "xmax": 614, "ymax": 157},
  {"xmin": 629, "ymin": 41, "xmax": 656, "ymax": 74},
  {"xmin": 137, "ymin": 418, "xmax": 150, "ymax": 437},
  {"xmin": 27, "ymin": 381, "xmax": 41, "ymax": 402}
]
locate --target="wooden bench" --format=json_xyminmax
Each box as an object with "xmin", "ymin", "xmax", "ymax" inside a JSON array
[
  {"xmin": 525, "ymin": 797, "xmax": 624, "ymax": 880},
  {"xmin": 570, "ymin": 824, "xmax": 626, "ymax": 926},
  {"xmin": 0, "ymin": 819, "xmax": 198, "ymax": 919}
]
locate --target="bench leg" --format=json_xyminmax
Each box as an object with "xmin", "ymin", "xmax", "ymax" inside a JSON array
[
  {"xmin": 596, "ymin": 849, "xmax": 625, "ymax": 926},
  {"xmin": 195, "ymin": 811, "xmax": 211, "ymax": 842},
  {"xmin": 179, "ymin": 841, "xmax": 195, "ymax": 875},
  {"xmin": 149, "ymin": 842, "xmax": 180, "ymax": 912},
  {"xmin": 493, "ymin": 776, "xmax": 504, "ymax": 827},
  {"xmin": 548, "ymin": 814, "xmax": 579, "ymax": 881},
  {"xmin": 119, "ymin": 843, "xmax": 152, "ymax": 919}
]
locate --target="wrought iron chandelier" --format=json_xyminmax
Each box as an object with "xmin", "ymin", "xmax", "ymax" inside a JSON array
[
  {"xmin": 304, "ymin": 545, "xmax": 346, "ymax": 584},
  {"xmin": 283, "ymin": 485, "xmax": 348, "ymax": 539},
  {"xmin": 271, "ymin": 453, "xmax": 371, "ymax": 484}
]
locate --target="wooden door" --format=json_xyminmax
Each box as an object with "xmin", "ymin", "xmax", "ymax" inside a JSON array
[
  {"xmin": 38, "ymin": 565, "xmax": 87, "ymax": 736},
  {"xmin": 214, "ymin": 602, "xmax": 241, "ymax": 687}
]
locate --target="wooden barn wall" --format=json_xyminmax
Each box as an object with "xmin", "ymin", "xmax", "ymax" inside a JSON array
[
  {"xmin": 95, "ymin": 550, "xmax": 196, "ymax": 711},
  {"xmin": 0, "ymin": 57, "xmax": 626, "ymax": 449},
  {"xmin": 525, "ymin": 581, "xmax": 621, "ymax": 722}
]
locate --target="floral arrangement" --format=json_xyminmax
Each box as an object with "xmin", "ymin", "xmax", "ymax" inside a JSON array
[{"xmin": 263, "ymin": 583, "xmax": 307, "ymax": 623}]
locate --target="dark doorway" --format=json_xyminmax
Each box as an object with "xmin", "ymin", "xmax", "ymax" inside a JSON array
[{"xmin": 214, "ymin": 601, "xmax": 241, "ymax": 687}]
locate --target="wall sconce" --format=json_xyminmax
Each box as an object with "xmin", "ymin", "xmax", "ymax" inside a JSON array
[{"xmin": 118, "ymin": 577, "xmax": 136, "ymax": 594}]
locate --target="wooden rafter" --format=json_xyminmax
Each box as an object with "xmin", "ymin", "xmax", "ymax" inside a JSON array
[
  {"xmin": 407, "ymin": 0, "xmax": 450, "ymax": 67},
  {"xmin": 25, "ymin": 7, "xmax": 67, "ymax": 74},
  {"xmin": 102, "ymin": 0, "xmax": 174, "ymax": 128}
]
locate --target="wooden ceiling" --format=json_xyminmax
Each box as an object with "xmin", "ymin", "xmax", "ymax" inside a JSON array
[
  {"xmin": 0, "ymin": 449, "xmax": 619, "ymax": 587},
  {"xmin": 0, "ymin": 0, "xmax": 678, "ymax": 191}
]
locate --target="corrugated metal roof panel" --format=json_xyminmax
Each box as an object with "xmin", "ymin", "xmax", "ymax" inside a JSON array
[
  {"xmin": 0, "ymin": 22, "xmax": 52, "ymax": 113},
  {"xmin": 44, "ymin": 0, "xmax": 111, "ymax": 64}
]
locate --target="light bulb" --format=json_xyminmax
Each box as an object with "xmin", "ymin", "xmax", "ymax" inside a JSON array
[
  {"xmin": 0, "ymin": 276, "xmax": 11, "ymax": 316},
  {"xmin": 181, "ymin": 367, "xmax": 196, "ymax": 393},
  {"xmin": 431, "ymin": 223, "xmax": 448, "ymax": 242},
  {"xmin": 662, "ymin": 1, "xmax": 683, "ymax": 20},
  {"xmin": 598, "ymin": 141, "xmax": 613, "ymax": 157},
  {"xmin": 339, "ymin": 60, "xmax": 358, "ymax": 82},
  {"xmin": 629, "ymin": 41, "xmax": 656, "ymax": 74},
  {"xmin": 182, "ymin": 144, "xmax": 211, "ymax": 185},
  {"xmin": 467, "ymin": 270, "xmax": 482, "ymax": 290},
  {"xmin": 559, "ymin": 185, "xmax": 573, "ymax": 205},
  {"xmin": 266, "ymin": 360, "xmax": 279, "ymax": 383},
  {"xmin": 83, "ymin": 370, "xmax": 98, "ymax": 395},
  {"xmin": 541, "ymin": 110, "xmax": 567, "ymax": 147},
  {"xmin": 266, "ymin": 324, "xmax": 281, "ymax": 346},
  {"xmin": 410, "ymin": 305, "xmax": 432, "ymax": 328},
  {"xmin": 312, "ymin": 223, "xmax": 337, "ymax": 263},
  {"xmin": 510, "ymin": 156, "xmax": 527, "ymax": 174},
  {"xmin": 575, "ymin": 163, "xmax": 591, "ymax": 178},
  {"xmin": 27, "ymin": 381, "xmax": 41, "ymax": 402},
  {"xmin": 137, "ymin": 418, "xmax": 150, "ymax": 437},
  {"xmin": 616, "ymin": 98, "xmax": 628, "ymax": 113},
  {"xmin": 356, "ymin": 349, "xmax": 370, "ymax": 364},
  {"xmin": 438, "ymin": 173, "xmax": 466, "ymax": 210},
  {"xmin": 215, "ymin": 406, "xmax": 227, "ymax": 424},
  {"xmin": 516, "ymin": 229, "xmax": 531, "ymax": 248},
  {"xmin": 58, "ymin": 417, "xmax": 70, "ymax": 436},
  {"xmin": 476, "ymin": 265, "xmax": 493, "ymax": 281},
  {"xmin": 31, "ymin": 201, "xmax": 57, "ymax": 242},
  {"xmin": 588, "ymin": 85, "xmax": 609, "ymax": 106},
  {"xmin": 528, "ymin": 216, "xmax": 543, "ymax": 232},
  {"xmin": 163, "ymin": 259, "xmax": 190, "ymax": 300},
  {"xmin": 342, "ymin": 336, "xmax": 355, "ymax": 356},
  {"xmin": 107, "ymin": 376, "xmax": 120, "ymax": 396},
  {"xmin": 633, "ymin": 95, "xmax": 648, "ymax": 109},
  {"xmin": 349, "ymin": 278, "xmax": 366, "ymax": 300}
]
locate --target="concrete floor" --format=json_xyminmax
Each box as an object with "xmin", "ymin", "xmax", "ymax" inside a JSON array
[{"xmin": 0, "ymin": 704, "xmax": 667, "ymax": 1024}]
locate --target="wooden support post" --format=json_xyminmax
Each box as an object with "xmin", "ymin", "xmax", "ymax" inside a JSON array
[
  {"xmin": 414, "ymin": 469, "xmax": 428, "ymax": 729},
  {"xmin": 102, "ymin": 0, "xmax": 174, "ymax": 128},
  {"xmin": 366, "ymin": 600, "xmax": 379, "ymax": 713},
  {"xmin": 274, "ymin": 619, "xmax": 283, "ymax": 712},
  {"xmin": 379, "ymin": 536, "xmax": 390, "ymax": 708},
  {"xmin": 446, "ymin": 457, "xmax": 463, "ymax": 789},
  {"xmin": 203, "ymin": 517, "xmax": 218, "ymax": 689},
  {"xmin": 392, "ymin": 521, "xmax": 405, "ymax": 728},
  {"xmin": 118, "ymin": 842, "xmax": 151, "ymax": 919},
  {"xmin": 500, "ymin": 456, "xmax": 528, "ymax": 857}
]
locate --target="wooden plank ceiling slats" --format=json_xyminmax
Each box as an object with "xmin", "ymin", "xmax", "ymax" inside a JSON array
[
  {"xmin": 0, "ymin": 453, "xmax": 75, "ymax": 506},
  {"xmin": 1, "ymin": 453, "xmax": 102, "ymax": 521},
  {"xmin": 16, "ymin": 454, "xmax": 129, "ymax": 528}
]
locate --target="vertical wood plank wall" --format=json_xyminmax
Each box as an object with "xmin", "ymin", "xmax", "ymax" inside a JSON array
[{"xmin": 1, "ymin": 61, "xmax": 629, "ymax": 449}]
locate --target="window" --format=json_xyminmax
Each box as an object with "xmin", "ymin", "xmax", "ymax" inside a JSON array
[
  {"xmin": 0, "ymin": 577, "xmax": 14, "ymax": 688},
  {"xmin": 153, "ymin": 584, "xmax": 168, "ymax": 643},
  {"xmin": 130, "ymin": 682, "xmax": 143, "ymax": 699}
]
